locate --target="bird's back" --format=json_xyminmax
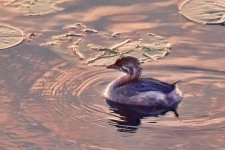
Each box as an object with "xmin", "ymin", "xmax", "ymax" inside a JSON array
[{"xmin": 115, "ymin": 78, "xmax": 175, "ymax": 97}]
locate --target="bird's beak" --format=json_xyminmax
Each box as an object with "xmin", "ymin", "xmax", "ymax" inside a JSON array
[{"xmin": 106, "ymin": 64, "xmax": 118, "ymax": 69}]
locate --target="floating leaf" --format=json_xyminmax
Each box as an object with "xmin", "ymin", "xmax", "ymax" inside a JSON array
[
  {"xmin": 41, "ymin": 23, "xmax": 171, "ymax": 66},
  {"xmin": 4, "ymin": 0, "xmax": 62, "ymax": 16},
  {"xmin": 0, "ymin": 24, "xmax": 24, "ymax": 50},
  {"xmin": 179, "ymin": 0, "xmax": 225, "ymax": 25}
]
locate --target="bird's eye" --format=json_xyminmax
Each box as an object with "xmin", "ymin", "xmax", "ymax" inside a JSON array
[{"xmin": 121, "ymin": 66, "xmax": 130, "ymax": 73}]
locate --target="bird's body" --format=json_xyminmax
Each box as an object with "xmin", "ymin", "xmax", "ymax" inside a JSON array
[{"xmin": 104, "ymin": 56, "xmax": 182, "ymax": 110}]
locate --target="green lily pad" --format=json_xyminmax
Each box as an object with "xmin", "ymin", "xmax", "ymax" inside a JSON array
[
  {"xmin": 0, "ymin": 24, "xmax": 24, "ymax": 50},
  {"xmin": 41, "ymin": 23, "xmax": 171, "ymax": 66},
  {"xmin": 179, "ymin": 0, "xmax": 225, "ymax": 25},
  {"xmin": 4, "ymin": 0, "xmax": 62, "ymax": 16}
]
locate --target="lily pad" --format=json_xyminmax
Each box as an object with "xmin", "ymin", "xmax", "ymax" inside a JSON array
[
  {"xmin": 41, "ymin": 23, "xmax": 171, "ymax": 66},
  {"xmin": 179, "ymin": 0, "xmax": 225, "ymax": 25},
  {"xmin": 0, "ymin": 24, "xmax": 24, "ymax": 50},
  {"xmin": 4, "ymin": 0, "xmax": 62, "ymax": 16}
]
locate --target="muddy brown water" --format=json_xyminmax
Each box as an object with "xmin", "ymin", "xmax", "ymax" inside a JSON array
[{"xmin": 0, "ymin": 0, "xmax": 225, "ymax": 149}]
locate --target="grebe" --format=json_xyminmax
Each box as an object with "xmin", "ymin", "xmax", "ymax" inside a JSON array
[{"xmin": 104, "ymin": 56, "xmax": 182, "ymax": 110}]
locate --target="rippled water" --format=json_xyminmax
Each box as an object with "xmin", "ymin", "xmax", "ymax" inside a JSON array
[{"xmin": 0, "ymin": 0, "xmax": 225, "ymax": 149}]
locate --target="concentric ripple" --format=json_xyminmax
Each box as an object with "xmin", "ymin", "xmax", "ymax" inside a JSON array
[
  {"xmin": 24, "ymin": 62, "xmax": 122, "ymax": 139},
  {"xmin": 137, "ymin": 68, "xmax": 225, "ymax": 132},
  {"xmin": 30, "ymin": 62, "xmax": 112, "ymax": 112},
  {"xmin": 23, "ymin": 60, "xmax": 225, "ymax": 135}
]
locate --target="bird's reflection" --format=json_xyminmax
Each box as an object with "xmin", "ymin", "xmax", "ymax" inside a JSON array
[{"xmin": 107, "ymin": 99, "xmax": 179, "ymax": 132}]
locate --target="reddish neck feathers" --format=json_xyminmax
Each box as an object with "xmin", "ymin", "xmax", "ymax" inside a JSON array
[{"xmin": 116, "ymin": 68, "xmax": 141, "ymax": 87}]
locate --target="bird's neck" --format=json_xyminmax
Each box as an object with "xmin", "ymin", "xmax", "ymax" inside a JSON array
[
  {"xmin": 114, "ymin": 72, "xmax": 140, "ymax": 87},
  {"xmin": 104, "ymin": 66, "xmax": 141, "ymax": 98},
  {"xmin": 106, "ymin": 67, "xmax": 141, "ymax": 92}
]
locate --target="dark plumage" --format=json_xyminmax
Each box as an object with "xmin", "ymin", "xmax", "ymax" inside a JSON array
[
  {"xmin": 115, "ymin": 56, "xmax": 140, "ymax": 66},
  {"xmin": 105, "ymin": 56, "xmax": 182, "ymax": 110}
]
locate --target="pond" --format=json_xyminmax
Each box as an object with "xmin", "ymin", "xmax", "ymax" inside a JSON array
[{"xmin": 0, "ymin": 0, "xmax": 225, "ymax": 149}]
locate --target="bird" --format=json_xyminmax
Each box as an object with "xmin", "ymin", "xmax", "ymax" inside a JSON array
[{"xmin": 104, "ymin": 56, "xmax": 182, "ymax": 112}]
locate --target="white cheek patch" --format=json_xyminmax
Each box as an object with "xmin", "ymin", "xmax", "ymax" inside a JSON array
[{"xmin": 121, "ymin": 66, "xmax": 130, "ymax": 73}]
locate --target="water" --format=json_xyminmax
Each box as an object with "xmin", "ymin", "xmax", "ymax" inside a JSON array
[{"xmin": 0, "ymin": 0, "xmax": 225, "ymax": 149}]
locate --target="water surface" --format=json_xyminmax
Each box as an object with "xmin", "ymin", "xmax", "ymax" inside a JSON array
[{"xmin": 0, "ymin": 0, "xmax": 225, "ymax": 149}]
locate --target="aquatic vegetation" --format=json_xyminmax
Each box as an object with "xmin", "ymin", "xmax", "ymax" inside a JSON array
[
  {"xmin": 4, "ymin": 0, "xmax": 62, "ymax": 16},
  {"xmin": 179, "ymin": 0, "xmax": 225, "ymax": 25},
  {"xmin": 0, "ymin": 24, "xmax": 24, "ymax": 50},
  {"xmin": 41, "ymin": 23, "xmax": 171, "ymax": 66}
]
